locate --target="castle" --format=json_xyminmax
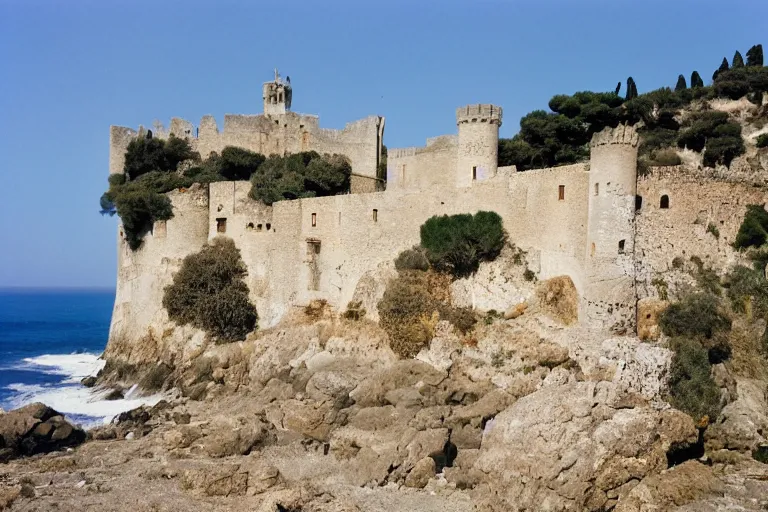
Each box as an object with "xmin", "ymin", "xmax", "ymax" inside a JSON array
[{"xmin": 107, "ymin": 72, "xmax": 766, "ymax": 348}]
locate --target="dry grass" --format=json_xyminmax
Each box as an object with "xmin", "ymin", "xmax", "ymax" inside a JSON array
[
  {"xmin": 727, "ymin": 318, "xmax": 768, "ymax": 380},
  {"xmin": 536, "ymin": 276, "xmax": 579, "ymax": 325}
]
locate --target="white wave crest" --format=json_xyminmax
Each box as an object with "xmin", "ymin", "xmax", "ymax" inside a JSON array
[
  {"xmin": 22, "ymin": 353, "xmax": 105, "ymax": 383},
  {"xmin": 4, "ymin": 382, "xmax": 165, "ymax": 427}
]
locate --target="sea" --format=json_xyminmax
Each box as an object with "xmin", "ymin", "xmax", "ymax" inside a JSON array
[{"xmin": 0, "ymin": 288, "xmax": 162, "ymax": 428}]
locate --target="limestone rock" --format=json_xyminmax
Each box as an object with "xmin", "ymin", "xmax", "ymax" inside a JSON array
[
  {"xmin": 80, "ymin": 376, "xmax": 97, "ymax": 388},
  {"xmin": 267, "ymin": 399, "xmax": 334, "ymax": 441},
  {"xmin": 416, "ymin": 321, "xmax": 461, "ymax": 372},
  {"xmin": 241, "ymin": 460, "xmax": 280, "ymax": 495},
  {"xmin": 706, "ymin": 378, "xmax": 768, "ymax": 451},
  {"xmin": 202, "ymin": 419, "xmax": 268, "ymax": 458},
  {"xmin": 163, "ymin": 425, "xmax": 203, "ymax": 450},
  {"xmin": 0, "ymin": 403, "xmax": 86, "ymax": 462},
  {"xmin": 503, "ymin": 302, "xmax": 527, "ymax": 320},
  {"xmin": 350, "ymin": 261, "xmax": 397, "ymax": 322},
  {"xmin": 474, "ymin": 382, "xmax": 698, "ymax": 511},
  {"xmin": 181, "ymin": 464, "xmax": 248, "ymax": 497},
  {"xmin": 614, "ymin": 461, "xmax": 725, "ymax": 512},
  {"xmin": 599, "ymin": 337, "xmax": 672, "ymax": 401},
  {"xmin": 404, "ymin": 456, "xmax": 436, "ymax": 488},
  {"xmin": 349, "ymin": 360, "xmax": 447, "ymax": 407}
]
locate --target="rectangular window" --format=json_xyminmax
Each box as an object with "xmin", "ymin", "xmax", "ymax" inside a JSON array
[
  {"xmin": 401, "ymin": 164, "xmax": 406, "ymax": 183},
  {"xmin": 311, "ymin": 213, "xmax": 317, "ymax": 227},
  {"xmin": 216, "ymin": 218, "xmax": 227, "ymax": 233},
  {"xmin": 594, "ymin": 183, "xmax": 599, "ymax": 196},
  {"xmin": 558, "ymin": 185, "xmax": 565, "ymax": 201},
  {"xmin": 472, "ymin": 166, "xmax": 477, "ymax": 181},
  {"xmin": 372, "ymin": 209, "xmax": 378, "ymax": 222}
]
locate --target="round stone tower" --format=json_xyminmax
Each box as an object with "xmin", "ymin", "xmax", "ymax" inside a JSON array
[
  {"xmin": 456, "ymin": 104, "xmax": 502, "ymax": 188},
  {"xmin": 584, "ymin": 124, "xmax": 640, "ymax": 333}
]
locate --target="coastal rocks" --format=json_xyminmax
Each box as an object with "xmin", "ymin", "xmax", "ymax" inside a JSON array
[
  {"xmin": 0, "ymin": 403, "xmax": 86, "ymax": 462},
  {"xmin": 474, "ymin": 381, "xmax": 698, "ymax": 511},
  {"xmin": 706, "ymin": 378, "xmax": 768, "ymax": 451},
  {"xmin": 350, "ymin": 261, "xmax": 398, "ymax": 322},
  {"xmin": 80, "ymin": 376, "xmax": 97, "ymax": 388},
  {"xmin": 404, "ymin": 457, "xmax": 436, "ymax": 488},
  {"xmin": 599, "ymin": 337, "xmax": 672, "ymax": 401}
]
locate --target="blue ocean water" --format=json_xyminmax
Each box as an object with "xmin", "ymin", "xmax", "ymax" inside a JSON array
[{"xmin": 0, "ymin": 289, "xmax": 161, "ymax": 427}]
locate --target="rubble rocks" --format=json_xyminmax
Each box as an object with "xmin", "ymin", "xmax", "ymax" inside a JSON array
[{"xmin": 0, "ymin": 403, "xmax": 86, "ymax": 462}]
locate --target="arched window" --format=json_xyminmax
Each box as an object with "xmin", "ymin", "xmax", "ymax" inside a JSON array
[
  {"xmin": 660, "ymin": 195, "xmax": 669, "ymax": 209},
  {"xmin": 618, "ymin": 240, "xmax": 626, "ymax": 254},
  {"xmin": 635, "ymin": 195, "xmax": 643, "ymax": 211}
]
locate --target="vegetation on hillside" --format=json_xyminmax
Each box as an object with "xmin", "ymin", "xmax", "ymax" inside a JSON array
[
  {"xmin": 499, "ymin": 43, "xmax": 767, "ymax": 172},
  {"xmin": 379, "ymin": 212, "xmax": 508, "ymax": 357},
  {"xmin": 162, "ymin": 237, "xmax": 257, "ymax": 342}
]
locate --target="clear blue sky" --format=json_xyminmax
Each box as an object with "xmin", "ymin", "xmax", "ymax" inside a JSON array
[{"xmin": 0, "ymin": 0, "xmax": 765, "ymax": 288}]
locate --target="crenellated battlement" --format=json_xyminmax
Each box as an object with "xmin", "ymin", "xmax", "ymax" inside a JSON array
[
  {"xmin": 456, "ymin": 104, "xmax": 502, "ymax": 126},
  {"xmin": 590, "ymin": 124, "xmax": 639, "ymax": 148}
]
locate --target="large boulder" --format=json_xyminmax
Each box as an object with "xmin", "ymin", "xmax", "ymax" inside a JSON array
[
  {"xmin": 706, "ymin": 378, "xmax": 768, "ymax": 451},
  {"xmin": 474, "ymin": 382, "xmax": 698, "ymax": 512},
  {"xmin": 0, "ymin": 403, "xmax": 86, "ymax": 461}
]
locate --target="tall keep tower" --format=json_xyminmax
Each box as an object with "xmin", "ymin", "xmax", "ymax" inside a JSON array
[
  {"xmin": 262, "ymin": 68, "xmax": 292, "ymax": 116},
  {"xmin": 584, "ymin": 124, "xmax": 639, "ymax": 333},
  {"xmin": 456, "ymin": 104, "xmax": 502, "ymax": 188}
]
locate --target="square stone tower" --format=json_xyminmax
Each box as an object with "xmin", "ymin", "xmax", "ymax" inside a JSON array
[{"xmin": 262, "ymin": 68, "xmax": 292, "ymax": 116}]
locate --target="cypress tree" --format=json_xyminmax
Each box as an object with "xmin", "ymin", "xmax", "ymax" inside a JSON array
[
  {"xmin": 732, "ymin": 51, "xmax": 745, "ymax": 68},
  {"xmin": 713, "ymin": 57, "xmax": 730, "ymax": 81},
  {"xmin": 690, "ymin": 71, "xmax": 704, "ymax": 88},
  {"xmin": 746, "ymin": 44, "xmax": 764, "ymax": 67},
  {"xmin": 675, "ymin": 74, "xmax": 687, "ymax": 91},
  {"xmin": 615, "ymin": 82, "xmax": 621, "ymax": 95},
  {"xmin": 626, "ymin": 77, "xmax": 638, "ymax": 100}
]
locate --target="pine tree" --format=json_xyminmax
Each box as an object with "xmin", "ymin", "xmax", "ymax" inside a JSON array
[
  {"xmin": 675, "ymin": 74, "xmax": 687, "ymax": 91},
  {"xmin": 732, "ymin": 51, "xmax": 745, "ymax": 68},
  {"xmin": 713, "ymin": 57, "xmax": 730, "ymax": 81},
  {"xmin": 626, "ymin": 77, "xmax": 638, "ymax": 100},
  {"xmin": 614, "ymin": 82, "xmax": 621, "ymax": 95},
  {"xmin": 746, "ymin": 44, "xmax": 764, "ymax": 67},
  {"xmin": 690, "ymin": 71, "xmax": 704, "ymax": 88}
]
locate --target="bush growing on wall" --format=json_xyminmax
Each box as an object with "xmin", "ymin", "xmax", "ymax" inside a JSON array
[
  {"xmin": 218, "ymin": 146, "xmax": 266, "ymax": 181},
  {"xmin": 659, "ymin": 293, "xmax": 731, "ymax": 340},
  {"xmin": 249, "ymin": 151, "xmax": 351, "ymax": 205},
  {"xmin": 163, "ymin": 237, "xmax": 257, "ymax": 342},
  {"xmin": 725, "ymin": 265, "xmax": 768, "ymax": 318},
  {"xmin": 733, "ymin": 205, "xmax": 768, "ymax": 250},
  {"xmin": 123, "ymin": 134, "xmax": 198, "ymax": 180},
  {"xmin": 378, "ymin": 272, "xmax": 441, "ymax": 358},
  {"xmin": 394, "ymin": 246, "xmax": 430, "ymax": 272},
  {"xmin": 420, "ymin": 211, "xmax": 507, "ymax": 278}
]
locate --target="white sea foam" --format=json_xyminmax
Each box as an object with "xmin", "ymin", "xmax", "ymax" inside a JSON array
[
  {"xmin": 22, "ymin": 353, "xmax": 105, "ymax": 383},
  {"xmin": 4, "ymin": 383, "xmax": 165, "ymax": 427},
  {"xmin": 5, "ymin": 353, "xmax": 165, "ymax": 428}
]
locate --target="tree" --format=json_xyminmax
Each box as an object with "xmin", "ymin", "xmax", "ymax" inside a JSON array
[
  {"xmin": 614, "ymin": 82, "xmax": 622, "ymax": 95},
  {"xmin": 746, "ymin": 44, "xmax": 764, "ymax": 67},
  {"xmin": 675, "ymin": 74, "xmax": 687, "ymax": 91},
  {"xmin": 732, "ymin": 51, "xmax": 745, "ymax": 68},
  {"xmin": 690, "ymin": 71, "xmax": 704, "ymax": 88},
  {"xmin": 219, "ymin": 146, "xmax": 265, "ymax": 181},
  {"xmin": 626, "ymin": 77, "xmax": 638, "ymax": 100},
  {"xmin": 713, "ymin": 57, "xmax": 730, "ymax": 81}
]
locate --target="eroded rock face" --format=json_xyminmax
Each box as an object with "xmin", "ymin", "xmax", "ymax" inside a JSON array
[
  {"xmin": 706, "ymin": 378, "xmax": 768, "ymax": 451},
  {"xmin": 474, "ymin": 382, "xmax": 698, "ymax": 511},
  {"xmin": 0, "ymin": 403, "xmax": 86, "ymax": 462}
]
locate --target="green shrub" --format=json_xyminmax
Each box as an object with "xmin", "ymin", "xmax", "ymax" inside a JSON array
[
  {"xmin": 672, "ymin": 256, "xmax": 684, "ymax": 269},
  {"xmin": 668, "ymin": 337, "xmax": 723, "ymax": 423},
  {"xmin": 703, "ymin": 135, "xmax": 745, "ymax": 167},
  {"xmin": 394, "ymin": 247, "xmax": 430, "ymax": 272},
  {"xmin": 649, "ymin": 148, "xmax": 681, "ymax": 166},
  {"xmin": 675, "ymin": 75, "xmax": 687, "ymax": 92},
  {"xmin": 734, "ymin": 205, "xmax": 768, "ymax": 250},
  {"xmin": 420, "ymin": 211, "xmax": 507, "ymax": 278},
  {"xmin": 690, "ymin": 71, "xmax": 704, "ymax": 88},
  {"xmin": 659, "ymin": 293, "xmax": 731, "ymax": 340},
  {"xmin": 378, "ymin": 272, "xmax": 440, "ymax": 358},
  {"xmin": 725, "ymin": 265, "xmax": 768, "ymax": 318},
  {"xmin": 112, "ymin": 187, "xmax": 174, "ymax": 250},
  {"xmin": 249, "ymin": 152, "xmax": 351, "ymax": 205},
  {"xmin": 693, "ymin": 265, "xmax": 722, "ymax": 296},
  {"xmin": 124, "ymin": 134, "xmax": 198, "ymax": 180},
  {"xmin": 757, "ymin": 134, "xmax": 768, "ymax": 148},
  {"xmin": 219, "ymin": 146, "xmax": 265, "ymax": 181},
  {"xmin": 437, "ymin": 305, "xmax": 477, "ymax": 334},
  {"xmin": 747, "ymin": 44, "xmax": 764, "ymax": 67},
  {"xmin": 163, "ymin": 237, "xmax": 258, "ymax": 342}
]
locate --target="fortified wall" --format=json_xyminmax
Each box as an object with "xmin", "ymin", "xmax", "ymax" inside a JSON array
[{"xmin": 108, "ymin": 71, "xmax": 647, "ymax": 353}]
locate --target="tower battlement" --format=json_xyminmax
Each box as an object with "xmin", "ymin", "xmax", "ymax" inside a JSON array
[
  {"xmin": 456, "ymin": 104, "xmax": 503, "ymax": 126},
  {"xmin": 590, "ymin": 124, "xmax": 639, "ymax": 148}
]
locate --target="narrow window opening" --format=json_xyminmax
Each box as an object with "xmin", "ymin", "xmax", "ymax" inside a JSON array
[
  {"xmin": 618, "ymin": 239, "xmax": 626, "ymax": 254},
  {"xmin": 216, "ymin": 218, "xmax": 227, "ymax": 233},
  {"xmin": 594, "ymin": 183, "xmax": 599, "ymax": 196},
  {"xmin": 372, "ymin": 209, "xmax": 378, "ymax": 222},
  {"xmin": 246, "ymin": 222, "xmax": 254, "ymax": 230},
  {"xmin": 472, "ymin": 166, "xmax": 477, "ymax": 181},
  {"xmin": 338, "ymin": 212, "xmax": 341, "ymax": 225},
  {"xmin": 660, "ymin": 195, "xmax": 670, "ymax": 209},
  {"xmin": 590, "ymin": 242, "xmax": 596, "ymax": 257},
  {"xmin": 646, "ymin": 313, "xmax": 651, "ymax": 319},
  {"xmin": 635, "ymin": 195, "xmax": 643, "ymax": 211},
  {"xmin": 558, "ymin": 185, "xmax": 565, "ymax": 201},
  {"xmin": 311, "ymin": 213, "xmax": 317, "ymax": 227},
  {"xmin": 257, "ymin": 223, "xmax": 263, "ymax": 231},
  {"xmin": 266, "ymin": 223, "xmax": 271, "ymax": 231}
]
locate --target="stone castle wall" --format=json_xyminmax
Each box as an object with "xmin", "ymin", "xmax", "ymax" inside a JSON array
[
  {"xmin": 635, "ymin": 165, "xmax": 768, "ymax": 299},
  {"xmin": 110, "ymin": 112, "xmax": 385, "ymax": 193}
]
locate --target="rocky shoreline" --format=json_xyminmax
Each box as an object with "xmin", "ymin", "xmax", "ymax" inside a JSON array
[{"xmin": 1, "ymin": 308, "xmax": 767, "ymax": 511}]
